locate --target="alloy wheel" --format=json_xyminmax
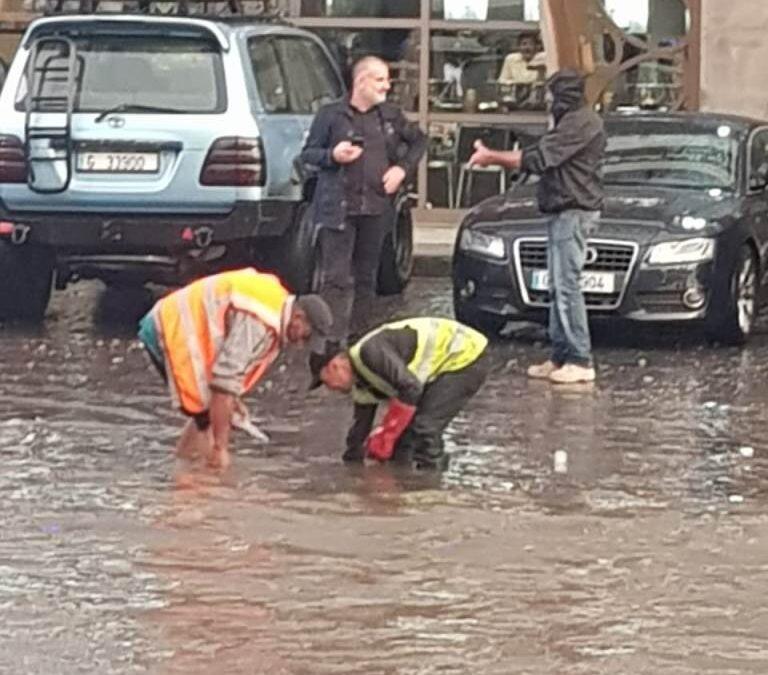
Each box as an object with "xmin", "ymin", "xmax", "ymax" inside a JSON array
[{"xmin": 736, "ymin": 253, "xmax": 757, "ymax": 335}]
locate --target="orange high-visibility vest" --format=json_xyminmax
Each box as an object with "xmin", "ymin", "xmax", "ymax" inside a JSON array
[{"xmin": 151, "ymin": 268, "xmax": 289, "ymax": 414}]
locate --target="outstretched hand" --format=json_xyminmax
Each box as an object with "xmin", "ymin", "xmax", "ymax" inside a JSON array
[{"xmin": 468, "ymin": 140, "xmax": 495, "ymax": 167}]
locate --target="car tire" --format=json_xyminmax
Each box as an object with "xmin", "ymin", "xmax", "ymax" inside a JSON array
[
  {"xmin": 281, "ymin": 203, "xmax": 319, "ymax": 294},
  {"xmin": 377, "ymin": 197, "xmax": 413, "ymax": 296},
  {"xmin": 454, "ymin": 297, "xmax": 507, "ymax": 337},
  {"xmin": 705, "ymin": 244, "xmax": 759, "ymax": 345},
  {"xmin": 0, "ymin": 242, "xmax": 54, "ymax": 322}
]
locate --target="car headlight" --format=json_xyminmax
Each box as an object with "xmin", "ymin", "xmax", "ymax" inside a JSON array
[
  {"xmin": 680, "ymin": 216, "xmax": 708, "ymax": 231},
  {"xmin": 459, "ymin": 229, "xmax": 506, "ymax": 260},
  {"xmin": 646, "ymin": 238, "xmax": 715, "ymax": 265}
]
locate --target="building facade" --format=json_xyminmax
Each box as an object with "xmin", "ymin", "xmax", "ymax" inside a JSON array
[{"xmin": 5, "ymin": 0, "xmax": 758, "ymax": 218}]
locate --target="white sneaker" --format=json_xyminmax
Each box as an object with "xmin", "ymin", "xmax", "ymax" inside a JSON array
[
  {"xmin": 549, "ymin": 364, "xmax": 596, "ymax": 384},
  {"xmin": 527, "ymin": 360, "xmax": 559, "ymax": 379}
]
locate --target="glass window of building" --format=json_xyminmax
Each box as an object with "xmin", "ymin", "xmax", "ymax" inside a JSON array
[
  {"xmin": 429, "ymin": 29, "xmax": 546, "ymax": 114},
  {"xmin": 299, "ymin": 0, "xmax": 419, "ymax": 17}
]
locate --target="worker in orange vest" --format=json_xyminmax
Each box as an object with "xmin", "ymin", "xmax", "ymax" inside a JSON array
[{"xmin": 137, "ymin": 268, "xmax": 332, "ymax": 470}]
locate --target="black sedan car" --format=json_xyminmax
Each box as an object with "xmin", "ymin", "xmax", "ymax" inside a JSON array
[{"xmin": 453, "ymin": 112, "xmax": 768, "ymax": 344}]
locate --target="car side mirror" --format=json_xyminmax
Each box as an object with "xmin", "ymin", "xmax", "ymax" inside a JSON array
[{"xmin": 749, "ymin": 162, "xmax": 768, "ymax": 191}]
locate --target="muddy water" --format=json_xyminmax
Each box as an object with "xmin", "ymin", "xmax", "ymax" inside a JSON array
[{"xmin": 2, "ymin": 279, "xmax": 768, "ymax": 674}]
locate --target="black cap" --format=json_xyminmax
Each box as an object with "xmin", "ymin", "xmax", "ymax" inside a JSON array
[{"xmin": 308, "ymin": 341, "xmax": 344, "ymax": 391}]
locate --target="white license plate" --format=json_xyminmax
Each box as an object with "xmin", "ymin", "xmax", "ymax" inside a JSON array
[
  {"xmin": 530, "ymin": 269, "xmax": 616, "ymax": 294},
  {"xmin": 76, "ymin": 152, "xmax": 159, "ymax": 173}
]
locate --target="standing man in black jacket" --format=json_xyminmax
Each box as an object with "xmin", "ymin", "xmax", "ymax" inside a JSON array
[
  {"xmin": 470, "ymin": 69, "xmax": 606, "ymax": 384},
  {"xmin": 300, "ymin": 56, "xmax": 427, "ymax": 344}
]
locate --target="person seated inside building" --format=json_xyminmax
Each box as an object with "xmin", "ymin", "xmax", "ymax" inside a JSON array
[{"xmin": 497, "ymin": 32, "xmax": 546, "ymax": 86}]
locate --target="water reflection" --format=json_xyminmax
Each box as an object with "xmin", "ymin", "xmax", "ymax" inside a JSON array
[{"xmin": 2, "ymin": 279, "xmax": 768, "ymax": 673}]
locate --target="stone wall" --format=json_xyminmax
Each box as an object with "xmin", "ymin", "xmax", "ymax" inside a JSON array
[{"xmin": 700, "ymin": 0, "xmax": 768, "ymax": 119}]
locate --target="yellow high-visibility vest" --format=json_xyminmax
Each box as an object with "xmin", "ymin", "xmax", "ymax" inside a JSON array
[
  {"xmin": 349, "ymin": 317, "xmax": 488, "ymax": 405},
  {"xmin": 152, "ymin": 268, "xmax": 289, "ymax": 414}
]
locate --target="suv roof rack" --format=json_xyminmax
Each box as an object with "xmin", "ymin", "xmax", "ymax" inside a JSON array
[{"xmin": 41, "ymin": 1, "xmax": 287, "ymax": 22}]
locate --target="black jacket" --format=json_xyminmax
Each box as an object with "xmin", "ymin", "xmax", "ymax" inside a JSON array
[
  {"xmin": 521, "ymin": 70, "xmax": 606, "ymax": 214},
  {"xmin": 300, "ymin": 99, "xmax": 427, "ymax": 230},
  {"xmin": 346, "ymin": 327, "xmax": 422, "ymax": 455}
]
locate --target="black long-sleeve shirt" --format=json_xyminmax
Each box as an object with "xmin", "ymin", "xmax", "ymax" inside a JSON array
[{"xmin": 346, "ymin": 327, "xmax": 421, "ymax": 455}]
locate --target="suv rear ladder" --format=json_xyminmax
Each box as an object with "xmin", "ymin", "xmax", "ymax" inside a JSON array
[{"xmin": 24, "ymin": 36, "xmax": 77, "ymax": 194}]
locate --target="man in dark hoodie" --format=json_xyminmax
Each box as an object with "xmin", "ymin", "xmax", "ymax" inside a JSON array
[{"xmin": 469, "ymin": 69, "xmax": 606, "ymax": 384}]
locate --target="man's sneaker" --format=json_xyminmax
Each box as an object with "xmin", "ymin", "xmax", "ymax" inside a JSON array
[
  {"xmin": 527, "ymin": 360, "xmax": 559, "ymax": 379},
  {"xmin": 549, "ymin": 364, "xmax": 596, "ymax": 384}
]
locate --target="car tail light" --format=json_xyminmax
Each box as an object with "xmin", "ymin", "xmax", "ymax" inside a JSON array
[
  {"xmin": 0, "ymin": 135, "xmax": 28, "ymax": 184},
  {"xmin": 200, "ymin": 137, "xmax": 265, "ymax": 187}
]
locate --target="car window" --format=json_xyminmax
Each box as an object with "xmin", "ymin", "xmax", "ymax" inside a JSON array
[
  {"xmin": 248, "ymin": 36, "xmax": 342, "ymax": 114},
  {"xmin": 604, "ymin": 128, "xmax": 738, "ymax": 191},
  {"xmin": 748, "ymin": 129, "xmax": 768, "ymax": 189},
  {"xmin": 248, "ymin": 38, "xmax": 288, "ymax": 113},
  {"xmin": 15, "ymin": 35, "xmax": 225, "ymax": 114},
  {"xmin": 274, "ymin": 38, "xmax": 343, "ymax": 114}
]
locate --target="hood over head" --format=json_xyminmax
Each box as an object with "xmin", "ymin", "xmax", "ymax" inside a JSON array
[{"xmin": 547, "ymin": 69, "xmax": 586, "ymax": 122}]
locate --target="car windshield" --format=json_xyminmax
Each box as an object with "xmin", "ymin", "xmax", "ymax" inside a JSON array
[
  {"xmin": 16, "ymin": 35, "xmax": 224, "ymax": 114},
  {"xmin": 604, "ymin": 127, "xmax": 739, "ymax": 191}
]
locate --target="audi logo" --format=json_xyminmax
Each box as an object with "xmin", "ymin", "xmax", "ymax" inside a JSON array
[{"xmin": 584, "ymin": 246, "xmax": 599, "ymax": 265}]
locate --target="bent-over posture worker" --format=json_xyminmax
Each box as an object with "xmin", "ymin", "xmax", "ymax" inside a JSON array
[
  {"xmin": 309, "ymin": 317, "xmax": 490, "ymax": 470},
  {"xmin": 138, "ymin": 268, "xmax": 332, "ymax": 470}
]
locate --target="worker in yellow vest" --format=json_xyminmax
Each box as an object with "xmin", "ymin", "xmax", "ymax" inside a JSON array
[
  {"xmin": 138, "ymin": 268, "xmax": 332, "ymax": 470},
  {"xmin": 309, "ymin": 317, "xmax": 490, "ymax": 470}
]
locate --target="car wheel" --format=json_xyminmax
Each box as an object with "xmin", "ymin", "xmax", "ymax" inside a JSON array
[
  {"xmin": 0, "ymin": 242, "xmax": 54, "ymax": 322},
  {"xmin": 281, "ymin": 203, "xmax": 319, "ymax": 294},
  {"xmin": 377, "ymin": 198, "xmax": 413, "ymax": 296},
  {"xmin": 706, "ymin": 244, "xmax": 759, "ymax": 345},
  {"xmin": 454, "ymin": 296, "xmax": 507, "ymax": 337}
]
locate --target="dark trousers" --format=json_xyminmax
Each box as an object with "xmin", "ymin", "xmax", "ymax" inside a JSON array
[
  {"xmin": 317, "ymin": 212, "xmax": 390, "ymax": 344},
  {"xmin": 393, "ymin": 351, "xmax": 491, "ymax": 468}
]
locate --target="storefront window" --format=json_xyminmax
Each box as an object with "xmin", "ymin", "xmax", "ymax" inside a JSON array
[
  {"xmin": 598, "ymin": 0, "xmax": 689, "ymax": 112},
  {"xmin": 290, "ymin": 0, "xmax": 548, "ymax": 210},
  {"xmin": 312, "ymin": 28, "xmax": 420, "ymax": 111},
  {"xmin": 299, "ymin": 0, "xmax": 419, "ymax": 17},
  {"xmin": 429, "ymin": 29, "xmax": 546, "ymax": 113},
  {"xmin": 426, "ymin": 118, "xmax": 545, "ymax": 208},
  {"xmin": 432, "ymin": 0, "xmax": 539, "ymax": 21}
]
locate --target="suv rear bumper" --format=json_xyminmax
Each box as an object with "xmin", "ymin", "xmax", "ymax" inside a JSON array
[
  {"xmin": 0, "ymin": 200, "xmax": 296, "ymax": 250},
  {"xmin": 0, "ymin": 200, "xmax": 299, "ymax": 285}
]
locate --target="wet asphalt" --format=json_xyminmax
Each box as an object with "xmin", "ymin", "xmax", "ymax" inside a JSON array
[{"xmin": 1, "ymin": 277, "xmax": 768, "ymax": 674}]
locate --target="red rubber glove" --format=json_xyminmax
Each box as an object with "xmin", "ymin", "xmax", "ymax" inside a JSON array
[{"xmin": 366, "ymin": 399, "xmax": 417, "ymax": 462}]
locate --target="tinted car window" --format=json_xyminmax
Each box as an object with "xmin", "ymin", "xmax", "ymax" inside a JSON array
[
  {"xmin": 604, "ymin": 122, "xmax": 739, "ymax": 190},
  {"xmin": 16, "ymin": 36, "xmax": 225, "ymax": 113},
  {"xmin": 748, "ymin": 128, "xmax": 768, "ymax": 188},
  {"xmin": 249, "ymin": 36, "xmax": 342, "ymax": 114}
]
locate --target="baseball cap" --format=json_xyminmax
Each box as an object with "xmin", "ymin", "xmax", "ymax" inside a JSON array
[
  {"xmin": 308, "ymin": 340, "xmax": 344, "ymax": 390},
  {"xmin": 295, "ymin": 294, "xmax": 333, "ymax": 352}
]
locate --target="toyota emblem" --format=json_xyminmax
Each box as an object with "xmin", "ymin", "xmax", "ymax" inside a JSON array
[
  {"xmin": 107, "ymin": 115, "xmax": 125, "ymax": 129},
  {"xmin": 584, "ymin": 246, "xmax": 599, "ymax": 265}
]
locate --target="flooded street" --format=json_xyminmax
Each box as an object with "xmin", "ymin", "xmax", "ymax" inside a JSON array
[{"xmin": 2, "ymin": 277, "xmax": 768, "ymax": 674}]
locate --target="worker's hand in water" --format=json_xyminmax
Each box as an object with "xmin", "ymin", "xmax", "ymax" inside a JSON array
[
  {"xmin": 365, "ymin": 400, "xmax": 417, "ymax": 462},
  {"xmin": 366, "ymin": 427, "xmax": 394, "ymax": 462},
  {"xmin": 206, "ymin": 445, "xmax": 231, "ymax": 471}
]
